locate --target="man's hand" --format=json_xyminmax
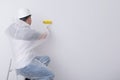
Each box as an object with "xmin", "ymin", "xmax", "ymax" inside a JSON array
[{"xmin": 39, "ymin": 32, "xmax": 47, "ymax": 40}]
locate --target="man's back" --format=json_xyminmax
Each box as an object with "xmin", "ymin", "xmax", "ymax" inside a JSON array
[{"xmin": 6, "ymin": 20, "xmax": 41, "ymax": 69}]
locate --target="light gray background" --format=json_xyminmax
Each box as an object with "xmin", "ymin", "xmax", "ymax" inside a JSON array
[{"xmin": 0, "ymin": 0, "xmax": 120, "ymax": 80}]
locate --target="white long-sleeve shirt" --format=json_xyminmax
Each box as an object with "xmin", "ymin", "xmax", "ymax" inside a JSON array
[{"xmin": 6, "ymin": 20, "xmax": 49, "ymax": 69}]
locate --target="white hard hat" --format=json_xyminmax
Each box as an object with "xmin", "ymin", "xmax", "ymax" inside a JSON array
[{"xmin": 18, "ymin": 8, "xmax": 31, "ymax": 18}]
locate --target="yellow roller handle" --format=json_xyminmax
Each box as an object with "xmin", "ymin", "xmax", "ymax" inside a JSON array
[{"xmin": 43, "ymin": 20, "xmax": 52, "ymax": 24}]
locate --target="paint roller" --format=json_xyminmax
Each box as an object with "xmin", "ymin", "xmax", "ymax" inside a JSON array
[{"xmin": 43, "ymin": 20, "xmax": 52, "ymax": 25}]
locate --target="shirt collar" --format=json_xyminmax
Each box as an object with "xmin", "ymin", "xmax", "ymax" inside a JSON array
[{"xmin": 17, "ymin": 20, "xmax": 30, "ymax": 27}]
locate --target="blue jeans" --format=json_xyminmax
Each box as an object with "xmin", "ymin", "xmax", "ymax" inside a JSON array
[{"xmin": 16, "ymin": 56, "xmax": 55, "ymax": 80}]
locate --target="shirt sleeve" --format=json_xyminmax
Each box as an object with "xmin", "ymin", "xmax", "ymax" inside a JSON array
[{"xmin": 16, "ymin": 27, "xmax": 41, "ymax": 41}]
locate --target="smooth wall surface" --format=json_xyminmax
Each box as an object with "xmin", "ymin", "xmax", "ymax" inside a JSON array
[{"xmin": 0, "ymin": 0, "xmax": 120, "ymax": 80}]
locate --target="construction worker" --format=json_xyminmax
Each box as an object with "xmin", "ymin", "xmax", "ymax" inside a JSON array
[{"xmin": 6, "ymin": 9, "xmax": 55, "ymax": 80}]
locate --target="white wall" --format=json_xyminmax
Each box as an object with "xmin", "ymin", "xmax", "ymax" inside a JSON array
[{"xmin": 0, "ymin": 0, "xmax": 120, "ymax": 80}]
